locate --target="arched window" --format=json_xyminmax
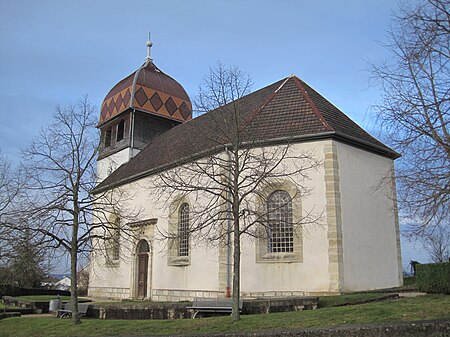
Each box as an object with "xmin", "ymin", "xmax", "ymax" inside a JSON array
[
  {"xmin": 106, "ymin": 217, "xmax": 120, "ymax": 263},
  {"xmin": 137, "ymin": 240, "xmax": 150, "ymax": 254},
  {"xmin": 178, "ymin": 203, "xmax": 190, "ymax": 257},
  {"xmin": 267, "ymin": 190, "xmax": 293, "ymax": 253}
]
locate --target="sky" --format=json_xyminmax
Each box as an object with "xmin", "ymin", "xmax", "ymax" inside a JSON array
[{"xmin": 0, "ymin": 0, "xmax": 428, "ymax": 273}]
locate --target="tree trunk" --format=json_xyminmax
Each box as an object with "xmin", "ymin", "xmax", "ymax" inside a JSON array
[
  {"xmin": 70, "ymin": 241, "xmax": 80, "ymax": 324},
  {"xmin": 231, "ymin": 144, "xmax": 241, "ymax": 322},
  {"xmin": 71, "ymin": 200, "xmax": 80, "ymax": 324},
  {"xmin": 232, "ymin": 216, "xmax": 241, "ymax": 321}
]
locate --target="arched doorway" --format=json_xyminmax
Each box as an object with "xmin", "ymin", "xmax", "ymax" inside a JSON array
[{"xmin": 136, "ymin": 240, "xmax": 150, "ymax": 298}]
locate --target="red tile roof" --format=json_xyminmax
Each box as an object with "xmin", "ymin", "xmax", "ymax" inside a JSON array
[{"xmin": 94, "ymin": 76, "xmax": 398, "ymax": 193}]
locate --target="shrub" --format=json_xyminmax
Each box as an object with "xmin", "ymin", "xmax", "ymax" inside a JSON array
[{"xmin": 416, "ymin": 262, "xmax": 450, "ymax": 294}]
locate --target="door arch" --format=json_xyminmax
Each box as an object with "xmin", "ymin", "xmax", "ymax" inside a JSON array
[{"xmin": 136, "ymin": 239, "xmax": 150, "ymax": 299}]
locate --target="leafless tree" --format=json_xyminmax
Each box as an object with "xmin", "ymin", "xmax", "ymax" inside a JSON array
[
  {"xmin": 8, "ymin": 228, "xmax": 48, "ymax": 288},
  {"xmin": 0, "ymin": 150, "xmax": 24, "ymax": 285},
  {"xmin": 151, "ymin": 64, "xmax": 322, "ymax": 321},
  {"xmin": 14, "ymin": 97, "xmax": 139, "ymax": 324},
  {"xmin": 371, "ymin": 0, "xmax": 449, "ymax": 235},
  {"xmin": 422, "ymin": 223, "xmax": 450, "ymax": 262},
  {"xmin": 0, "ymin": 150, "xmax": 14, "ymax": 265},
  {"xmin": 77, "ymin": 267, "xmax": 90, "ymax": 297}
]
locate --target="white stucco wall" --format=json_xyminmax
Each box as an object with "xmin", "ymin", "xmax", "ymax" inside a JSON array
[
  {"xmin": 97, "ymin": 148, "xmax": 130, "ymax": 183},
  {"xmin": 89, "ymin": 177, "xmax": 224, "ymax": 299},
  {"xmin": 336, "ymin": 141, "xmax": 401, "ymax": 291},
  {"xmin": 239, "ymin": 141, "xmax": 330, "ymax": 294},
  {"xmin": 89, "ymin": 139, "xmax": 401, "ymax": 300}
]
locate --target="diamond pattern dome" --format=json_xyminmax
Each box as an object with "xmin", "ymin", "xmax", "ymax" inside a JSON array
[{"xmin": 99, "ymin": 60, "xmax": 192, "ymax": 126}]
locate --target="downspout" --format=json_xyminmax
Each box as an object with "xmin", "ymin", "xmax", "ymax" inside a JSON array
[
  {"xmin": 225, "ymin": 146, "xmax": 232, "ymax": 298},
  {"xmin": 129, "ymin": 109, "xmax": 136, "ymax": 160}
]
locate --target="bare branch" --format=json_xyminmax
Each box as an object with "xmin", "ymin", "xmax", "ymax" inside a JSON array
[
  {"xmin": 371, "ymin": 0, "xmax": 450, "ymax": 234},
  {"xmin": 150, "ymin": 64, "xmax": 322, "ymax": 321}
]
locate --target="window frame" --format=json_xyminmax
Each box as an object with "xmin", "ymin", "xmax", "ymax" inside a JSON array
[
  {"xmin": 167, "ymin": 197, "xmax": 191, "ymax": 266},
  {"xmin": 256, "ymin": 183, "xmax": 303, "ymax": 264},
  {"xmin": 106, "ymin": 216, "xmax": 121, "ymax": 266},
  {"xmin": 178, "ymin": 203, "xmax": 190, "ymax": 257},
  {"xmin": 116, "ymin": 119, "xmax": 125, "ymax": 142},
  {"xmin": 104, "ymin": 127, "xmax": 112, "ymax": 148},
  {"xmin": 267, "ymin": 190, "xmax": 294, "ymax": 253}
]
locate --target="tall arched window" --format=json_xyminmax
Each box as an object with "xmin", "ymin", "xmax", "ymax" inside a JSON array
[
  {"xmin": 112, "ymin": 217, "xmax": 121, "ymax": 260},
  {"xmin": 105, "ymin": 217, "xmax": 120, "ymax": 264},
  {"xmin": 267, "ymin": 190, "xmax": 293, "ymax": 253},
  {"xmin": 137, "ymin": 239, "xmax": 150, "ymax": 254},
  {"xmin": 178, "ymin": 203, "xmax": 190, "ymax": 257}
]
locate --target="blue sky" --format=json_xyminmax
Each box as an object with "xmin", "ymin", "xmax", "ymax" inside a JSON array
[{"xmin": 0, "ymin": 0, "xmax": 428, "ymax": 272}]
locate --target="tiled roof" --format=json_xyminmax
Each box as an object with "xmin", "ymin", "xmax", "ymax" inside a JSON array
[
  {"xmin": 99, "ymin": 61, "xmax": 192, "ymax": 126},
  {"xmin": 94, "ymin": 76, "xmax": 398, "ymax": 193}
]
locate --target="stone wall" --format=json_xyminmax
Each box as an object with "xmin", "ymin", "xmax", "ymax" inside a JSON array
[
  {"xmin": 242, "ymin": 297, "xmax": 318, "ymax": 314},
  {"xmin": 151, "ymin": 289, "xmax": 338, "ymax": 303},
  {"xmin": 151, "ymin": 289, "xmax": 223, "ymax": 302},
  {"xmin": 89, "ymin": 302, "xmax": 191, "ymax": 320},
  {"xmin": 89, "ymin": 286, "xmax": 339, "ymax": 302},
  {"xmin": 89, "ymin": 297, "xmax": 319, "ymax": 320},
  {"xmin": 241, "ymin": 291, "xmax": 339, "ymax": 299},
  {"xmin": 88, "ymin": 286, "xmax": 131, "ymax": 300}
]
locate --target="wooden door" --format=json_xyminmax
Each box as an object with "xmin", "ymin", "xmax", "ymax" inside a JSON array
[{"xmin": 137, "ymin": 254, "xmax": 148, "ymax": 298}]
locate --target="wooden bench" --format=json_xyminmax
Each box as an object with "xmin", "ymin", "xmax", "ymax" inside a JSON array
[
  {"xmin": 57, "ymin": 303, "xmax": 90, "ymax": 319},
  {"xmin": 187, "ymin": 298, "xmax": 243, "ymax": 318}
]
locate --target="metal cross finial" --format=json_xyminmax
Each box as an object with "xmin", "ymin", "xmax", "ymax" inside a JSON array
[{"xmin": 146, "ymin": 33, "xmax": 153, "ymax": 61}]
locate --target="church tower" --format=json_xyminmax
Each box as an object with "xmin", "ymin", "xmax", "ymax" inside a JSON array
[{"xmin": 97, "ymin": 37, "xmax": 192, "ymax": 181}]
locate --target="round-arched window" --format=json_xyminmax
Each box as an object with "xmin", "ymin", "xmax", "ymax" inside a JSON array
[
  {"xmin": 267, "ymin": 190, "xmax": 293, "ymax": 253},
  {"xmin": 179, "ymin": 203, "xmax": 190, "ymax": 257},
  {"xmin": 137, "ymin": 240, "xmax": 150, "ymax": 254}
]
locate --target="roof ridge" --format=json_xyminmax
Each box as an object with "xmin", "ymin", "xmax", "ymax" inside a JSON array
[
  {"xmin": 293, "ymin": 76, "xmax": 334, "ymax": 132},
  {"xmin": 240, "ymin": 76, "xmax": 292, "ymax": 130}
]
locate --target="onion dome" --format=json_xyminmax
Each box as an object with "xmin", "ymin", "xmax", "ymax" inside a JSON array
[{"xmin": 99, "ymin": 38, "xmax": 192, "ymax": 126}]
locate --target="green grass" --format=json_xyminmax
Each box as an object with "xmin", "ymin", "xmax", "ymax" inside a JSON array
[
  {"xmin": 15, "ymin": 296, "xmax": 79, "ymax": 302},
  {"xmin": 0, "ymin": 302, "xmax": 21, "ymax": 309},
  {"xmin": 318, "ymin": 292, "xmax": 391, "ymax": 308},
  {"xmin": 0, "ymin": 295, "xmax": 448, "ymax": 337}
]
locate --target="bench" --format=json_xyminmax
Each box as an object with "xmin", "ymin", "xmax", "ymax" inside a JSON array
[
  {"xmin": 57, "ymin": 303, "xmax": 90, "ymax": 319},
  {"xmin": 187, "ymin": 298, "xmax": 243, "ymax": 318}
]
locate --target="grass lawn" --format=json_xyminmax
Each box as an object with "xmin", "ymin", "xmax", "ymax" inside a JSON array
[
  {"xmin": 318, "ymin": 292, "xmax": 392, "ymax": 308},
  {"xmin": 0, "ymin": 301, "xmax": 21, "ymax": 309},
  {"xmin": 0, "ymin": 294, "xmax": 448, "ymax": 337},
  {"xmin": 15, "ymin": 295, "xmax": 71, "ymax": 302},
  {"xmin": 15, "ymin": 296, "xmax": 83, "ymax": 302}
]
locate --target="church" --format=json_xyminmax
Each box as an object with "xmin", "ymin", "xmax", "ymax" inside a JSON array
[{"xmin": 88, "ymin": 39, "xmax": 403, "ymax": 301}]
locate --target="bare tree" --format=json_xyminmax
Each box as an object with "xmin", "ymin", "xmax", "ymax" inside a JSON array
[
  {"xmin": 0, "ymin": 150, "xmax": 14, "ymax": 266},
  {"xmin": 151, "ymin": 64, "xmax": 321, "ymax": 321},
  {"xmin": 0, "ymin": 150, "xmax": 24, "ymax": 288},
  {"xmin": 8, "ymin": 228, "xmax": 48, "ymax": 288},
  {"xmin": 371, "ymin": 0, "xmax": 449, "ymax": 234},
  {"xmin": 422, "ymin": 223, "xmax": 450, "ymax": 262},
  {"xmin": 15, "ymin": 97, "xmax": 138, "ymax": 324}
]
